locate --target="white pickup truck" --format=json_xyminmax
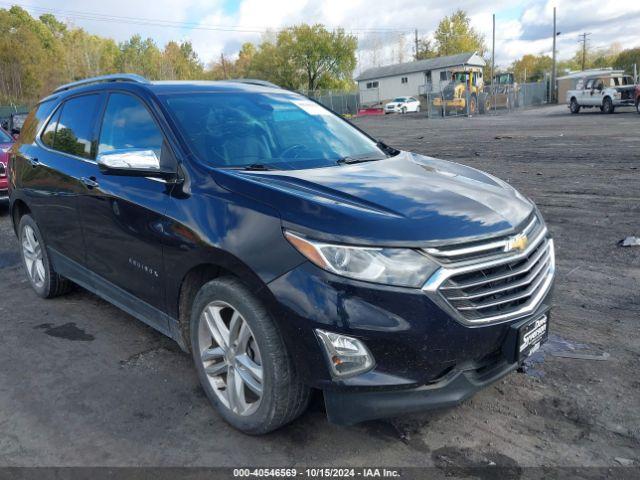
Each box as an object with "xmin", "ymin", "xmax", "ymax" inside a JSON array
[{"xmin": 567, "ymin": 74, "xmax": 636, "ymax": 114}]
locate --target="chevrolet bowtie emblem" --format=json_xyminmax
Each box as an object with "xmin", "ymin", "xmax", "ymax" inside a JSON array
[{"xmin": 506, "ymin": 233, "xmax": 528, "ymax": 252}]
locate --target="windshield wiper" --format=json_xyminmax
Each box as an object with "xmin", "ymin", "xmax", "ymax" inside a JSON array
[
  {"xmin": 376, "ymin": 140, "xmax": 400, "ymax": 156},
  {"xmin": 241, "ymin": 163, "xmax": 276, "ymax": 171},
  {"xmin": 337, "ymin": 156, "xmax": 385, "ymax": 165}
]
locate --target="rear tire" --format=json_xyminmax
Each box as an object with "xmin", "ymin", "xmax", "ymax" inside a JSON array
[
  {"xmin": 636, "ymin": 100, "xmax": 640, "ymax": 115},
  {"xmin": 190, "ymin": 277, "xmax": 310, "ymax": 434},
  {"xmin": 18, "ymin": 215, "xmax": 72, "ymax": 298},
  {"xmin": 570, "ymin": 98, "xmax": 580, "ymax": 114}
]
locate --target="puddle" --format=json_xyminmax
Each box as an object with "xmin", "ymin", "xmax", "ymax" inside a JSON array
[
  {"xmin": 34, "ymin": 322, "xmax": 95, "ymax": 342},
  {"xmin": 521, "ymin": 334, "xmax": 593, "ymax": 378}
]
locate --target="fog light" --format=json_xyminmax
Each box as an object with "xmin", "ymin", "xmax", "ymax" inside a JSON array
[{"xmin": 315, "ymin": 329, "xmax": 375, "ymax": 378}]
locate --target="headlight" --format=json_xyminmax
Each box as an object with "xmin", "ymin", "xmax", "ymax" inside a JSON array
[{"xmin": 284, "ymin": 231, "xmax": 439, "ymax": 287}]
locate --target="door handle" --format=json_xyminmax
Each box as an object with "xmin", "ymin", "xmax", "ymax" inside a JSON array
[
  {"xmin": 81, "ymin": 176, "xmax": 99, "ymax": 189},
  {"xmin": 26, "ymin": 156, "xmax": 39, "ymax": 167}
]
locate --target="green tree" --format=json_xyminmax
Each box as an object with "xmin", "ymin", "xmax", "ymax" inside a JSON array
[
  {"xmin": 614, "ymin": 48, "xmax": 640, "ymax": 77},
  {"xmin": 511, "ymin": 54, "xmax": 552, "ymax": 82},
  {"xmin": 433, "ymin": 10, "xmax": 486, "ymax": 57},
  {"xmin": 274, "ymin": 24, "xmax": 357, "ymax": 91},
  {"xmin": 160, "ymin": 41, "xmax": 203, "ymax": 79},
  {"xmin": 235, "ymin": 42, "xmax": 256, "ymax": 78},
  {"xmin": 118, "ymin": 35, "xmax": 162, "ymax": 79},
  {"xmin": 415, "ymin": 38, "xmax": 436, "ymax": 60}
]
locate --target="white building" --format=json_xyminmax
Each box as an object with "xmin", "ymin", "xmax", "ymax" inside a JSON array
[{"xmin": 355, "ymin": 52, "xmax": 486, "ymax": 107}]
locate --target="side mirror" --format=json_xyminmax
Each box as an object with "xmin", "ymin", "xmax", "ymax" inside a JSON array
[{"xmin": 97, "ymin": 148, "xmax": 174, "ymax": 177}]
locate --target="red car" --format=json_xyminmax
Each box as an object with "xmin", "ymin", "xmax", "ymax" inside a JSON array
[
  {"xmin": 0, "ymin": 126, "xmax": 14, "ymax": 200},
  {"xmin": 636, "ymin": 85, "xmax": 640, "ymax": 114}
]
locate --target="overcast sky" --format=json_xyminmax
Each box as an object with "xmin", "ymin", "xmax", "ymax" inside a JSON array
[{"xmin": 12, "ymin": 0, "xmax": 640, "ymax": 73}]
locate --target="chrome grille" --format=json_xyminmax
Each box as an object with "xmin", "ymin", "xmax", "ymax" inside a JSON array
[
  {"xmin": 423, "ymin": 215, "xmax": 540, "ymax": 265},
  {"xmin": 422, "ymin": 215, "xmax": 555, "ymax": 325}
]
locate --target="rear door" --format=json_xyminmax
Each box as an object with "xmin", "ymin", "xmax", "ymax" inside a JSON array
[
  {"xmin": 14, "ymin": 93, "xmax": 103, "ymax": 266},
  {"xmin": 76, "ymin": 91, "xmax": 176, "ymax": 322}
]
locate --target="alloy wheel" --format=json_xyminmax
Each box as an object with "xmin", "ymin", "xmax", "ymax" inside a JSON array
[
  {"xmin": 198, "ymin": 301, "xmax": 263, "ymax": 416},
  {"xmin": 22, "ymin": 224, "xmax": 45, "ymax": 289}
]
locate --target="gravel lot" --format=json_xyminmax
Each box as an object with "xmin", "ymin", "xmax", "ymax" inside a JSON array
[{"xmin": 0, "ymin": 105, "xmax": 638, "ymax": 472}]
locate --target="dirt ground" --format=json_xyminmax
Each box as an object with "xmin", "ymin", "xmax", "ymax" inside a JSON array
[{"xmin": 0, "ymin": 105, "xmax": 638, "ymax": 473}]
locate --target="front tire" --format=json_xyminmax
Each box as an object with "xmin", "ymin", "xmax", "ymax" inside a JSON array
[
  {"xmin": 190, "ymin": 277, "xmax": 310, "ymax": 434},
  {"xmin": 602, "ymin": 97, "xmax": 614, "ymax": 114},
  {"xmin": 18, "ymin": 215, "xmax": 72, "ymax": 298}
]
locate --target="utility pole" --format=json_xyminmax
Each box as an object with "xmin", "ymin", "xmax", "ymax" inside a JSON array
[
  {"xmin": 414, "ymin": 29, "xmax": 419, "ymax": 60},
  {"xmin": 491, "ymin": 14, "xmax": 495, "ymax": 89},
  {"xmin": 579, "ymin": 32, "xmax": 591, "ymax": 71},
  {"xmin": 551, "ymin": 7, "xmax": 557, "ymax": 103}
]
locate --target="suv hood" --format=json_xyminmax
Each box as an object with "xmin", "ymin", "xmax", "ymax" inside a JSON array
[{"xmin": 214, "ymin": 152, "xmax": 534, "ymax": 246}]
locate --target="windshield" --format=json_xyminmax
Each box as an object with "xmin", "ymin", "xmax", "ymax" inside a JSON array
[
  {"xmin": 392, "ymin": 97, "xmax": 406, "ymax": 102},
  {"xmin": 453, "ymin": 73, "xmax": 467, "ymax": 82},
  {"xmin": 162, "ymin": 92, "xmax": 387, "ymax": 169}
]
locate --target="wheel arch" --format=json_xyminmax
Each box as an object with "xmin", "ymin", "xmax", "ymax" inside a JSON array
[
  {"xmin": 10, "ymin": 198, "xmax": 31, "ymax": 236},
  {"xmin": 173, "ymin": 256, "xmax": 279, "ymax": 352}
]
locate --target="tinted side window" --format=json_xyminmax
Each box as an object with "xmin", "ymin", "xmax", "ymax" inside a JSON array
[
  {"xmin": 41, "ymin": 108, "xmax": 61, "ymax": 148},
  {"xmin": 98, "ymin": 93, "xmax": 163, "ymax": 158},
  {"xmin": 54, "ymin": 94, "xmax": 101, "ymax": 159},
  {"xmin": 19, "ymin": 99, "xmax": 57, "ymax": 145}
]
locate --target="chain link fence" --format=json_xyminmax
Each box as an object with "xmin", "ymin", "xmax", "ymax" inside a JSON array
[
  {"xmin": 300, "ymin": 90, "xmax": 361, "ymax": 116},
  {"xmin": 420, "ymin": 82, "xmax": 549, "ymax": 118}
]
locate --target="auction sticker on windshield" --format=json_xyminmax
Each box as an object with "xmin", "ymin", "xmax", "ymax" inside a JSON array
[{"xmin": 293, "ymin": 99, "xmax": 331, "ymax": 116}]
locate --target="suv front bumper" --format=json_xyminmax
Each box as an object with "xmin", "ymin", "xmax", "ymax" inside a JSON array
[
  {"xmin": 325, "ymin": 357, "xmax": 517, "ymax": 425},
  {"xmin": 267, "ymin": 260, "xmax": 554, "ymax": 423},
  {"xmin": 323, "ymin": 310, "xmax": 548, "ymax": 425}
]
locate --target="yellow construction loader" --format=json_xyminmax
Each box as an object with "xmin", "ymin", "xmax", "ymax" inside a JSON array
[{"xmin": 433, "ymin": 67, "xmax": 488, "ymax": 114}]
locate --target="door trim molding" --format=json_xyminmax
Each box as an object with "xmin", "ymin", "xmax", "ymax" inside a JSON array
[{"xmin": 48, "ymin": 248, "xmax": 186, "ymax": 350}]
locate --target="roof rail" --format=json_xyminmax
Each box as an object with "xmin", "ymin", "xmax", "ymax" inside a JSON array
[
  {"xmin": 53, "ymin": 74, "xmax": 150, "ymax": 93},
  {"xmin": 228, "ymin": 78, "xmax": 281, "ymax": 89}
]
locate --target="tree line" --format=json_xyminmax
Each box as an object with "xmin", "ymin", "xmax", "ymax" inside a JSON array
[
  {"xmin": 511, "ymin": 44, "xmax": 640, "ymax": 83},
  {"xmin": 414, "ymin": 9, "xmax": 640, "ymax": 84},
  {"xmin": 1, "ymin": 4, "xmax": 638, "ymax": 106},
  {"xmin": 0, "ymin": 6, "xmax": 357, "ymax": 105}
]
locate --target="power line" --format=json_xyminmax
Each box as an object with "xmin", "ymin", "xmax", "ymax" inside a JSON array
[{"xmin": 1, "ymin": 2, "xmax": 416, "ymax": 36}]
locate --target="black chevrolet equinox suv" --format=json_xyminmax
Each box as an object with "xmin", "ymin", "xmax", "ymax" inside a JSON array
[{"xmin": 9, "ymin": 74, "xmax": 555, "ymax": 434}]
